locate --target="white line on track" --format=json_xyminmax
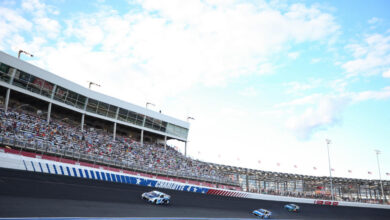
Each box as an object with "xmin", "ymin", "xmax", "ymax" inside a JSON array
[{"xmin": 0, "ymin": 218, "xmax": 270, "ymax": 220}]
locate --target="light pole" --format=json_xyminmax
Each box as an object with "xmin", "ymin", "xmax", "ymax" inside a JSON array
[
  {"xmin": 18, "ymin": 50, "xmax": 34, "ymax": 59},
  {"xmin": 87, "ymin": 81, "xmax": 101, "ymax": 89},
  {"xmin": 185, "ymin": 116, "xmax": 195, "ymax": 157},
  {"xmin": 326, "ymin": 139, "xmax": 335, "ymax": 201},
  {"xmin": 375, "ymin": 149, "xmax": 385, "ymax": 204},
  {"xmin": 146, "ymin": 102, "xmax": 155, "ymax": 109}
]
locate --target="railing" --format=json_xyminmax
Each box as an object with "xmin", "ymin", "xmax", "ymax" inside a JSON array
[{"xmin": 0, "ymin": 135, "xmax": 239, "ymax": 187}]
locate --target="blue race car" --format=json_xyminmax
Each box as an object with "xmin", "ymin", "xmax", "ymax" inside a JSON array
[
  {"xmin": 252, "ymin": 208, "xmax": 272, "ymax": 219},
  {"xmin": 284, "ymin": 203, "xmax": 300, "ymax": 212},
  {"xmin": 141, "ymin": 190, "xmax": 170, "ymax": 205}
]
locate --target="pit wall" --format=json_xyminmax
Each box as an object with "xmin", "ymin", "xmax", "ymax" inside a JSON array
[{"xmin": 0, "ymin": 149, "xmax": 389, "ymax": 210}]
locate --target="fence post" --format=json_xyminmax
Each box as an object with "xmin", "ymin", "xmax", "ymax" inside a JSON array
[{"xmin": 18, "ymin": 139, "xmax": 23, "ymax": 155}]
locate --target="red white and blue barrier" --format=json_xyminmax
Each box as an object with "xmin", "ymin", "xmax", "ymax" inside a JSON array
[
  {"xmin": 0, "ymin": 149, "xmax": 210, "ymax": 194},
  {"xmin": 0, "ymin": 148, "xmax": 389, "ymax": 209}
]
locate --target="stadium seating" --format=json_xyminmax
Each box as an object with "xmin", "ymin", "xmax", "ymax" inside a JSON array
[{"xmin": 0, "ymin": 107, "xmax": 235, "ymax": 186}]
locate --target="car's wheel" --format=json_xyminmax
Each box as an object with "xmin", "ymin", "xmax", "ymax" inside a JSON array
[{"xmin": 153, "ymin": 200, "xmax": 157, "ymax": 204}]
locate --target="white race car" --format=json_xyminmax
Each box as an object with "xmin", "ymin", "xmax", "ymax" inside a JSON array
[
  {"xmin": 141, "ymin": 190, "xmax": 171, "ymax": 205},
  {"xmin": 252, "ymin": 208, "xmax": 272, "ymax": 219}
]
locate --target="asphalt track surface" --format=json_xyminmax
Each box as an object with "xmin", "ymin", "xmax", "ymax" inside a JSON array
[{"xmin": 0, "ymin": 168, "xmax": 390, "ymax": 219}]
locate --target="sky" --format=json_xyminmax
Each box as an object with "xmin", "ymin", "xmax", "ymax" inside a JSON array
[{"xmin": 1, "ymin": 0, "xmax": 390, "ymax": 180}]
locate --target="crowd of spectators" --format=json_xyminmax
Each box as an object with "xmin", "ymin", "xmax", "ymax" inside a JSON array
[
  {"xmin": 0, "ymin": 106, "xmax": 233, "ymax": 185},
  {"xmin": 253, "ymin": 188, "xmax": 388, "ymax": 204}
]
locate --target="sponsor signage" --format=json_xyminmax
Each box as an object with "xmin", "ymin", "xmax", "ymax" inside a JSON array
[{"xmin": 314, "ymin": 200, "xmax": 339, "ymax": 206}]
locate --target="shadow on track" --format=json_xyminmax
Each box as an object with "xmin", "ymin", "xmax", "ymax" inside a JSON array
[{"xmin": 0, "ymin": 168, "xmax": 389, "ymax": 219}]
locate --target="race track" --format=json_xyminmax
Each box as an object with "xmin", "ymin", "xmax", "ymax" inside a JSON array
[{"xmin": 0, "ymin": 168, "xmax": 389, "ymax": 219}]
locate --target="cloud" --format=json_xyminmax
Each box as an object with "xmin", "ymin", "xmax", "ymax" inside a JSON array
[
  {"xmin": 352, "ymin": 86, "xmax": 390, "ymax": 101},
  {"xmin": 284, "ymin": 79, "xmax": 322, "ymax": 94},
  {"xmin": 368, "ymin": 17, "xmax": 381, "ymax": 24},
  {"xmin": 257, "ymin": 63, "xmax": 275, "ymax": 75},
  {"xmin": 0, "ymin": 0, "xmax": 339, "ymax": 106},
  {"xmin": 239, "ymin": 87, "xmax": 258, "ymax": 97},
  {"xmin": 23, "ymin": 0, "xmax": 60, "ymax": 39},
  {"xmin": 285, "ymin": 94, "xmax": 349, "ymax": 139},
  {"xmin": 383, "ymin": 69, "xmax": 390, "ymax": 78},
  {"xmin": 0, "ymin": 0, "xmax": 60, "ymax": 51},
  {"xmin": 329, "ymin": 78, "xmax": 349, "ymax": 93},
  {"xmin": 342, "ymin": 33, "xmax": 390, "ymax": 77},
  {"xmin": 34, "ymin": 17, "xmax": 60, "ymax": 38},
  {"xmin": 288, "ymin": 51, "xmax": 300, "ymax": 59},
  {"xmin": 21, "ymin": 0, "xmax": 58, "ymax": 16},
  {"xmin": 277, "ymin": 93, "xmax": 323, "ymax": 108},
  {"xmin": 0, "ymin": 7, "xmax": 32, "ymax": 49},
  {"xmin": 281, "ymin": 86, "xmax": 390, "ymax": 139},
  {"xmin": 311, "ymin": 58, "xmax": 321, "ymax": 63}
]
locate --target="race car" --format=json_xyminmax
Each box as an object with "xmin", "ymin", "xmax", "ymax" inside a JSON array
[
  {"xmin": 284, "ymin": 203, "xmax": 300, "ymax": 212},
  {"xmin": 252, "ymin": 208, "xmax": 272, "ymax": 218},
  {"xmin": 141, "ymin": 190, "xmax": 170, "ymax": 205}
]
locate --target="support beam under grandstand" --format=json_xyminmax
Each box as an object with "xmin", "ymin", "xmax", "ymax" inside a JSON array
[
  {"xmin": 294, "ymin": 181, "xmax": 296, "ymax": 192},
  {"xmin": 46, "ymin": 85, "xmax": 57, "ymax": 124},
  {"xmin": 4, "ymin": 88, "xmax": 10, "ymax": 112},
  {"xmin": 375, "ymin": 189, "xmax": 378, "ymax": 200},
  {"xmin": 113, "ymin": 107, "xmax": 119, "ymax": 141},
  {"xmin": 140, "ymin": 129, "xmax": 144, "ymax": 147},
  {"xmin": 370, "ymin": 188, "xmax": 372, "ymax": 199},
  {"xmin": 112, "ymin": 108, "xmax": 119, "ymax": 141},
  {"xmin": 164, "ymin": 136, "xmax": 167, "ymax": 150},
  {"xmin": 81, "ymin": 98, "xmax": 88, "ymax": 132},
  {"xmin": 113, "ymin": 122, "xmax": 117, "ymax": 140},
  {"xmin": 47, "ymin": 102, "xmax": 52, "ymax": 124},
  {"xmin": 339, "ymin": 186, "xmax": 342, "ymax": 197},
  {"xmin": 141, "ymin": 115, "xmax": 146, "ymax": 147},
  {"xmin": 184, "ymin": 141, "xmax": 187, "ymax": 157},
  {"xmin": 4, "ymin": 68, "xmax": 17, "ymax": 113},
  {"xmin": 246, "ymin": 174, "xmax": 249, "ymax": 192},
  {"xmin": 81, "ymin": 113, "xmax": 85, "ymax": 132}
]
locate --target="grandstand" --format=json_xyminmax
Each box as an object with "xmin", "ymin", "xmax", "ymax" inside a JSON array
[
  {"xmin": 0, "ymin": 50, "xmax": 388, "ymax": 204},
  {"xmin": 211, "ymin": 163, "xmax": 389, "ymax": 204}
]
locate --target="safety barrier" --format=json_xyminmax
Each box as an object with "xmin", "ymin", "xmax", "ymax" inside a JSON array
[
  {"xmin": 0, "ymin": 151, "xmax": 209, "ymax": 194},
  {"xmin": 1, "ymin": 150, "xmax": 389, "ymax": 210}
]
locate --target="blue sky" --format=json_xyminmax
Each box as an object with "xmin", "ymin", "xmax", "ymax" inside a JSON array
[{"xmin": 1, "ymin": 0, "xmax": 389, "ymax": 180}]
